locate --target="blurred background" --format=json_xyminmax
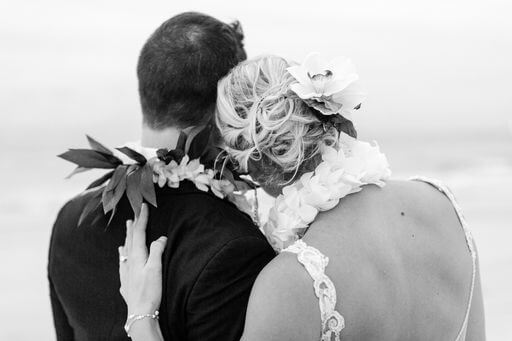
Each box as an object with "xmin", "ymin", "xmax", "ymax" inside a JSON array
[{"xmin": 1, "ymin": 0, "xmax": 511, "ymax": 339}]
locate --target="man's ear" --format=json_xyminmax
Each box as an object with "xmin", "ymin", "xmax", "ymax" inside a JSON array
[
  {"xmin": 228, "ymin": 20, "xmax": 247, "ymax": 62},
  {"xmin": 229, "ymin": 20, "xmax": 245, "ymax": 44}
]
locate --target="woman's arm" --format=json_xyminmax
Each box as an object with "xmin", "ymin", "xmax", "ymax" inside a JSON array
[
  {"xmin": 118, "ymin": 204, "xmax": 166, "ymax": 341},
  {"xmin": 466, "ymin": 247, "xmax": 486, "ymax": 341},
  {"xmin": 118, "ymin": 204, "xmax": 310, "ymax": 341},
  {"xmin": 241, "ymin": 253, "xmax": 320, "ymax": 341}
]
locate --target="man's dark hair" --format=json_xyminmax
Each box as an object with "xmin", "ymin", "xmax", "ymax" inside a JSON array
[{"xmin": 137, "ymin": 12, "xmax": 247, "ymax": 129}]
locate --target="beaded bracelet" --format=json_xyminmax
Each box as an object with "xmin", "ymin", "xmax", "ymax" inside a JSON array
[{"xmin": 124, "ymin": 310, "xmax": 159, "ymax": 337}]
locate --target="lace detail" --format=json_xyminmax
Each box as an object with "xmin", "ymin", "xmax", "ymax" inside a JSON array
[
  {"xmin": 409, "ymin": 176, "xmax": 477, "ymax": 341},
  {"xmin": 284, "ymin": 240, "xmax": 345, "ymax": 341}
]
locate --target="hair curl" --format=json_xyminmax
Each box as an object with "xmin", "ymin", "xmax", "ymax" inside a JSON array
[{"xmin": 216, "ymin": 55, "xmax": 356, "ymax": 191}]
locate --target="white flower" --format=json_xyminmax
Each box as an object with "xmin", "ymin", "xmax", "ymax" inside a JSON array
[
  {"xmin": 149, "ymin": 159, "xmax": 167, "ymax": 188},
  {"xmin": 314, "ymin": 162, "xmax": 353, "ymax": 203},
  {"xmin": 298, "ymin": 172, "xmax": 338, "ymax": 212},
  {"xmin": 192, "ymin": 173, "xmax": 212, "ymax": 192},
  {"xmin": 184, "ymin": 158, "xmax": 210, "ymax": 191},
  {"xmin": 264, "ymin": 202, "xmax": 305, "ymax": 251},
  {"xmin": 334, "ymin": 132, "xmax": 391, "ymax": 186},
  {"xmin": 350, "ymin": 140, "xmax": 392, "ymax": 187},
  {"xmin": 287, "ymin": 53, "xmax": 365, "ymax": 116},
  {"xmin": 210, "ymin": 179, "xmax": 235, "ymax": 198},
  {"xmin": 282, "ymin": 185, "xmax": 318, "ymax": 223},
  {"xmin": 163, "ymin": 160, "xmax": 181, "ymax": 188},
  {"xmin": 320, "ymin": 142, "xmax": 364, "ymax": 188}
]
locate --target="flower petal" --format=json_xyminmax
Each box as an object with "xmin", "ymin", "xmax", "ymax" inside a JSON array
[
  {"xmin": 290, "ymin": 83, "xmax": 318, "ymax": 99},
  {"xmin": 298, "ymin": 203, "xmax": 318, "ymax": 223},
  {"xmin": 323, "ymin": 73, "xmax": 359, "ymax": 96},
  {"xmin": 302, "ymin": 52, "xmax": 329, "ymax": 75},
  {"xmin": 331, "ymin": 81, "xmax": 366, "ymax": 110},
  {"xmin": 287, "ymin": 64, "xmax": 311, "ymax": 85}
]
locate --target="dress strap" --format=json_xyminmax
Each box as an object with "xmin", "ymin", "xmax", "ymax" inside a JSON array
[
  {"xmin": 409, "ymin": 176, "xmax": 476, "ymax": 259},
  {"xmin": 283, "ymin": 240, "xmax": 345, "ymax": 341},
  {"xmin": 409, "ymin": 176, "xmax": 477, "ymax": 341}
]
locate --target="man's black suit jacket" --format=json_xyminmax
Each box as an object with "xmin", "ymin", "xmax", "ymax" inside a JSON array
[{"xmin": 48, "ymin": 181, "xmax": 275, "ymax": 340}]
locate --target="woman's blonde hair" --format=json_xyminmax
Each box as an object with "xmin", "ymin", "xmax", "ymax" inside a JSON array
[{"xmin": 215, "ymin": 55, "xmax": 352, "ymax": 189}]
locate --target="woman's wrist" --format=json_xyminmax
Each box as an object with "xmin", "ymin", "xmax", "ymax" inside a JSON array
[
  {"xmin": 125, "ymin": 310, "xmax": 162, "ymax": 340},
  {"xmin": 127, "ymin": 317, "xmax": 163, "ymax": 341}
]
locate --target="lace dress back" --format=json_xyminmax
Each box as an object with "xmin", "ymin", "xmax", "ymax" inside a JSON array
[
  {"xmin": 283, "ymin": 240, "xmax": 345, "ymax": 341},
  {"xmin": 282, "ymin": 177, "xmax": 477, "ymax": 341}
]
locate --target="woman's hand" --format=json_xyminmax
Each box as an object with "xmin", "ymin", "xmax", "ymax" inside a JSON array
[{"xmin": 118, "ymin": 203, "xmax": 167, "ymax": 340}]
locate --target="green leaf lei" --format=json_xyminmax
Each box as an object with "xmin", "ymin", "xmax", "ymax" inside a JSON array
[{"xmin": 59, "ymin": 125, "xmax": 257, "ymax": 227}]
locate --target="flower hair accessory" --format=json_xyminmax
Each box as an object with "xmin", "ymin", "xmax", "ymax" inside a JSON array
[{"xmin": 286, "ymin": 53, "xmax": 366, "ymax": 121}]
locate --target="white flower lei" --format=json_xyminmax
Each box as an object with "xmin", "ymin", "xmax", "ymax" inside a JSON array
[
  {"xmin": 148, "ymin": 155, "xmax": 236, "ymax": 199},
  {"xmin": 106, "ymin": 140, "xmax": 250, "ymax": 219},
  {"xmin": 147, "ymin": 155, "xmax": 255, "ymax": 221},
  {"xmin": 262, "ymin": 132, "xmax": 391, "ymax": 252},
  {"xmin": 113, "ymin": 141, "xmax": 236, "ymax": 199}
]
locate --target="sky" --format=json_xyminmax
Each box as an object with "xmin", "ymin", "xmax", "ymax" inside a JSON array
[{"xmin": 1, "ymin": 0, "xmax": 511, "ymax": 152}]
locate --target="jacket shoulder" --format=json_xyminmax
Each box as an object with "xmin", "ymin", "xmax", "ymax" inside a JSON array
[
  {"xmin": 157, "ymin": 190, "xmax": 266, "ymax": 241},
  {"xmin": 53, "ymin": 187, "xmax": 105, "ymax": 228}
]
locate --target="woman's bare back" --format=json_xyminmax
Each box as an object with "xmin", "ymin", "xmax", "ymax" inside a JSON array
[{"xmin": 243, "ymin": 180, "xmax": 485, "ymax": 341}]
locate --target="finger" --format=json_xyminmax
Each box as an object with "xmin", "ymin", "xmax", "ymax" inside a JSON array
[
  {"xmin": 118, "ymin": 246, "xmax": 128, "ymax": 264},
  {"xmin": 118, "ymin": 247, "xmax": 127, "ymax": 299},
  {"xmin": 132, "ymin": 203, "xmax": 149, "ymax": 261},
  {"xmin": 125, "ymin": 219, "xmax": 134, "ymax": 253},
  {"xmin": 147, "ymin": 237, "xmax": 167, "ymax": 268}
]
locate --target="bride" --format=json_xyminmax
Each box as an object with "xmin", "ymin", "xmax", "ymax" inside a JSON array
[{"xmin": 118, "ymin": 54, "xmax": 485, "ymax": 340}]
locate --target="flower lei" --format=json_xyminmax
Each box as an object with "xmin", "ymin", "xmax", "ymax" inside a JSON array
[
  {"xmin": 59, "ymin": 127, "xmax": 255, "ymax": 226},
  {"xmin": 262, "ymin": 132, "xmax": 391, "ymax": 252}
]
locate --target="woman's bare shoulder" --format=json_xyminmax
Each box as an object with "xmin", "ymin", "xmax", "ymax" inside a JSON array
[
  {"xmin": 309, "ymin": 179, "xmax": 474, "ymax": 338},
  {"xmin": 324, "ymin": 179, "xmax": 472, "ymax": 283},
  {"xmin": 241, "ymin": 252, "xmax": 321, "ymax": 341},
  {"xmin": 328, "ymin": 179, "xmax": 465, "ymax": 232}
]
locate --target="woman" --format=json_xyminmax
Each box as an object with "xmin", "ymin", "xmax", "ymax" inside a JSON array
[{"xmin": 118, "ymin": 55, "xmax": 485, "ymax": 340}]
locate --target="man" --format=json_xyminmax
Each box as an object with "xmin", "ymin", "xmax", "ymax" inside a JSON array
[{"xmin": 48, "ymin": 12, "xmax": 275, "ymax": 341}]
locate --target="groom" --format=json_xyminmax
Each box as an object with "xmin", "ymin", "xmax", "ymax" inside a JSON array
[{"xmin": 48, "ymin": 12, "xmax": 275, "ymax": 341}]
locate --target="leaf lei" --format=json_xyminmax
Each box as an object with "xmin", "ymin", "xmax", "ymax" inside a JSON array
[{"xmin": 59, "ymin": 125, "xmax": 257, "ymax": 227}]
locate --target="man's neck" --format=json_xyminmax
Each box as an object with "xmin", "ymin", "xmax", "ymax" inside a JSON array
[{"xmin": 141, "ymin": 125, "xmax": 185, "ymax": 150}]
